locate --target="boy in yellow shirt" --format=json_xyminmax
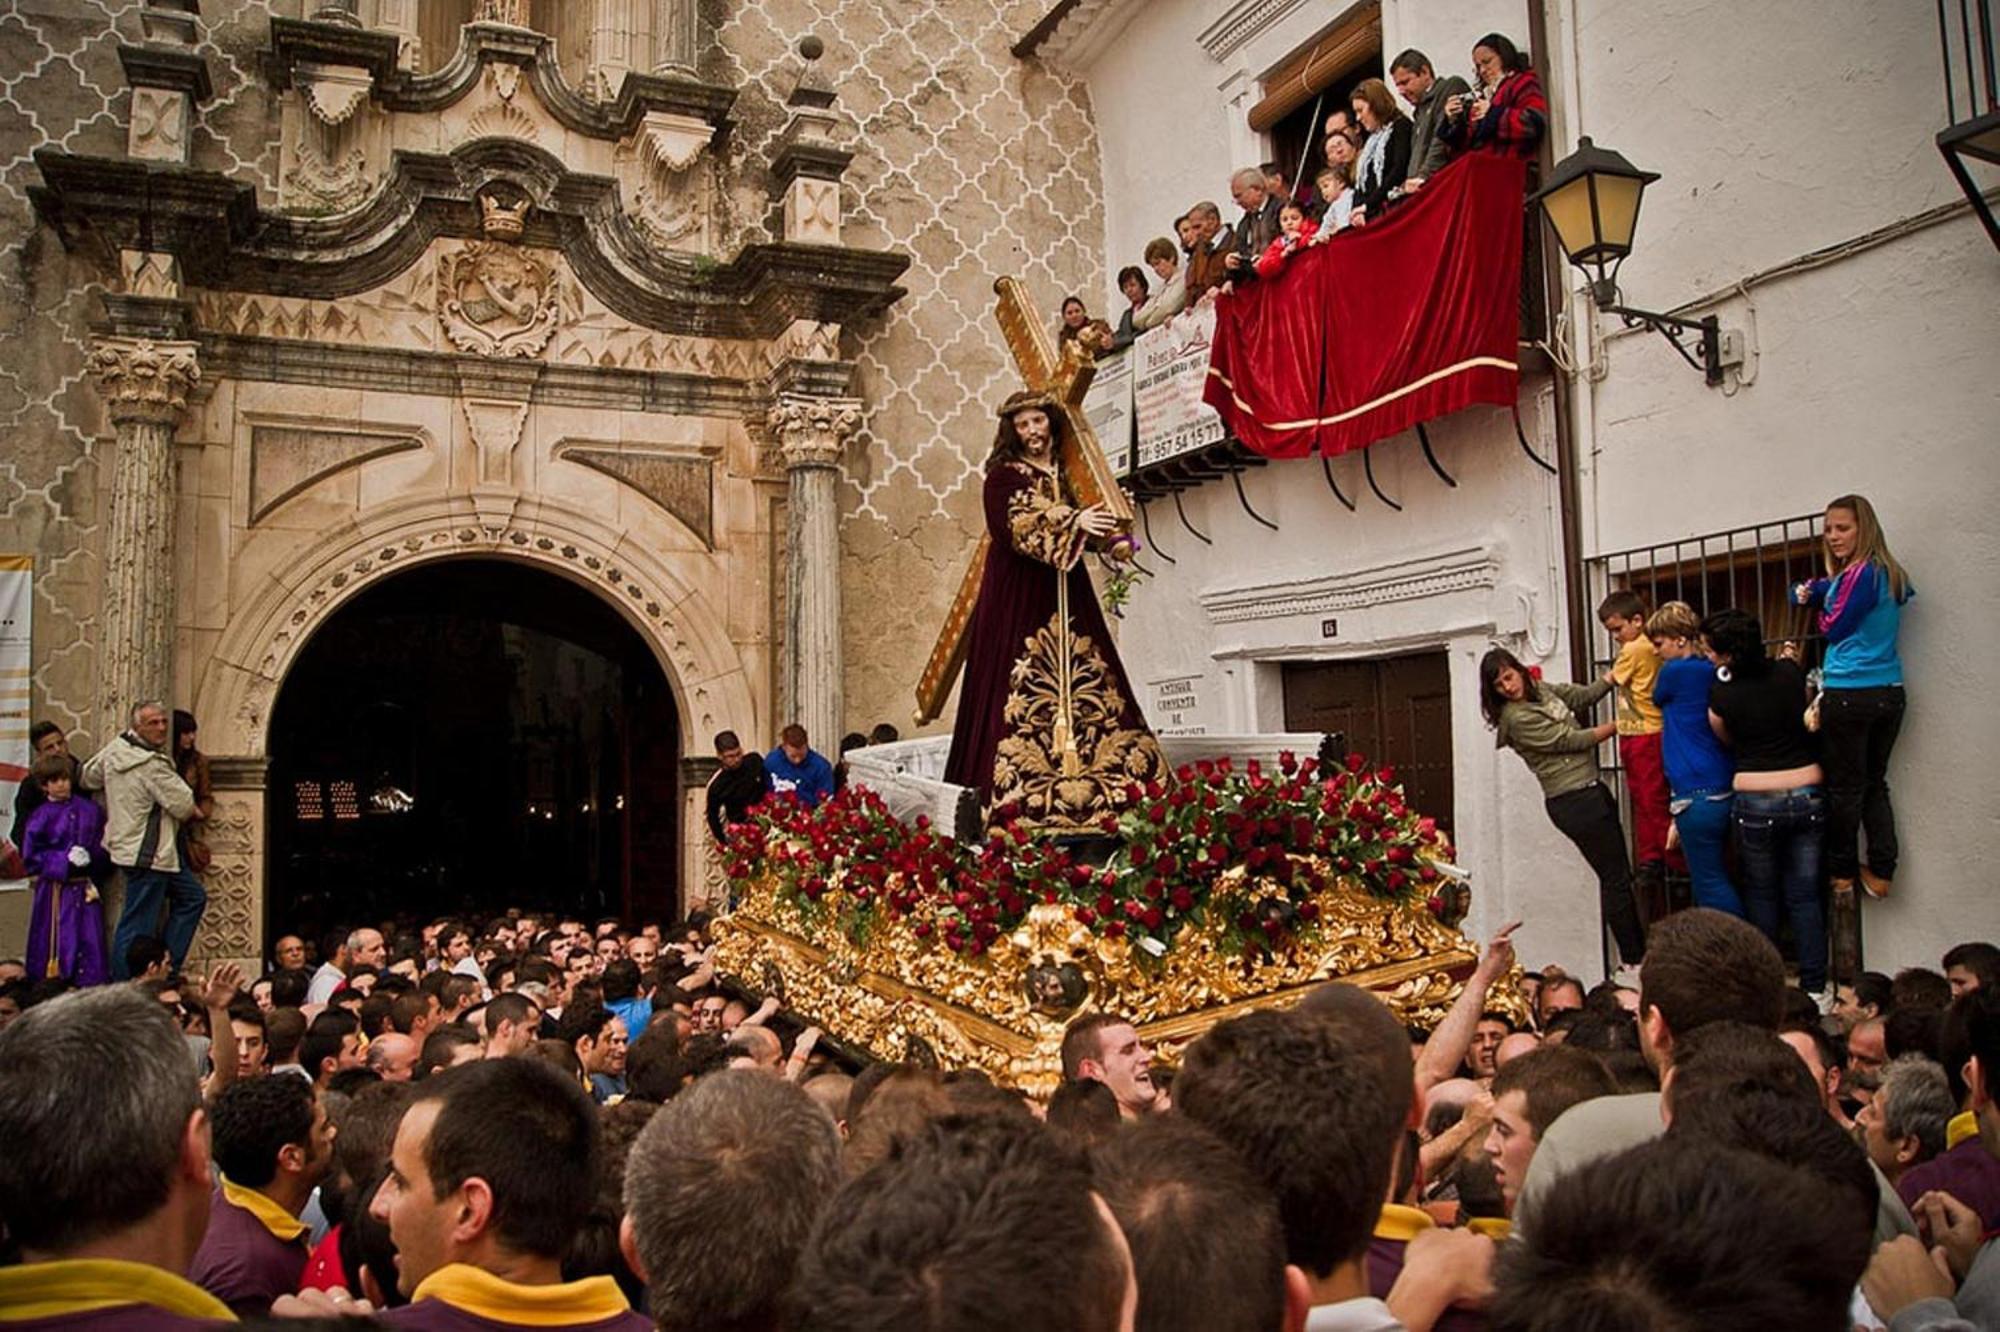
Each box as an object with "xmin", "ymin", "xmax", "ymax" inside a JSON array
[{"xmin": 1599, "ymin": 591, "xmax": 1671, "ymax": 921}]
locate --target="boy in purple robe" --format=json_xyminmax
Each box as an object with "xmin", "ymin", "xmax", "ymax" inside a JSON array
[{"xmin": 21, "ymin": 753, "xmax": 110, "ymax": 984}]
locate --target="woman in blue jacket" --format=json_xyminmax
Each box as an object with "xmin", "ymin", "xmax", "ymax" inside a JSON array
[{"xmin": 1794, "ymin": 494, "xmax": 1913, "ymax": 900}]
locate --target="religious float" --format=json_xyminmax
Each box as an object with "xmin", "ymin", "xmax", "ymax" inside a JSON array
[
  {"xmin": 711, "ymin": 744, "xmax": 1505, "ymax": 1097},
  {"xmin": 712, "ymin": 274, "xmax": 1517, "ymax": 1093}
]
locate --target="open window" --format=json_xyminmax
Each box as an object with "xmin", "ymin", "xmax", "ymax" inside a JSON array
[{"xmin": 1251, "ymin": 3, "xmax": 1383, "ymax": 203}]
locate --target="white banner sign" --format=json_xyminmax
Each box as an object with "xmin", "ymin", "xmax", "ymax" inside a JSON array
[
  {"xmin": 1081, "ymin": 342, "xmax": 1134, "ymax": 475},
  {"xmin": 1134, "ymin": 301, "xmax": 1226, "ymax": 469},
  {"xmin": 0, "ymin": 556, "xmax": 30, "ymax": 850}
]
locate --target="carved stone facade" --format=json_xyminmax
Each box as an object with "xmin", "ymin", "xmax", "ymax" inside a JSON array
[{"xmin": 1, "ymin": 1, "xmax": 1104, "ymax": 968}]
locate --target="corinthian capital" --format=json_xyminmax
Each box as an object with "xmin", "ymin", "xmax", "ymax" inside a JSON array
[
  {"xmin": 88, "ymin": 337, "xmax": 201, "ymax": 427},
  {"xmin": 767, "ymin": 394, "xmax": 862, "ymax": 470}
]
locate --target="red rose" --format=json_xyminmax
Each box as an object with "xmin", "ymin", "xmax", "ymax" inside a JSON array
[
  {"xmin": 1076, "ymin": 907, "xmax": 1097, "ymax": 925},
  {"xmin": 1124, "ymin": 899, "xmax": 1145, "ymax": 919},
  {"xmin": 1141, "ymin": 906, "xmax": 1164, "ymax": 930},
  {"xmin": 1170, "ymin": 887, "xmax": 1195, "ymax": 912},
  {"xmin": 1346, "ymin": 752, "xmax": 1367, "ymax": 772},
  {"xmin": 913, "ymin": 921, "xmax": 933, "ymax": 938}
]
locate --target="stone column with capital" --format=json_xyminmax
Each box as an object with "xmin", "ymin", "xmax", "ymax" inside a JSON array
[
  {"xmin": 88, "ymin": 337, "xmax": 199, "ymax": 740},
  {"xmin": 654, "ymin": 0, "xmax": 698, "ymax": 75},
  {"xmin": 768, "ymin": 395, "xmax": 861, "ymax": 756}
]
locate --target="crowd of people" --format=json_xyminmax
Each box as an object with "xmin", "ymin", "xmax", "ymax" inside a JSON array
[
  {"xmin": 1057, "ymin": 35, "xmax": 1549, "ymax": 345},
  {"xmin": 1484, "ymin": 493, "xmax": 1913, "ymax": 1010},
  {"xmin": 1, "ymin": 898, "xmax": 1997, "ymax": 1330}
]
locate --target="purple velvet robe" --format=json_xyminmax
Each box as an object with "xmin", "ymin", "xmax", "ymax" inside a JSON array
[
  {"xmin": 943, "ymin": 460, "xmax": 1164, "ymax": 831},
  {"xmin": 21, "ymin": 796, "xmax": 109, "ymax": 985}
]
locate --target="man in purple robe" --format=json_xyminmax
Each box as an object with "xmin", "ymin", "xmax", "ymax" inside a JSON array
[{"xmin": 943, "ymin": 390, "xmax": 1165, "ymax": 833}]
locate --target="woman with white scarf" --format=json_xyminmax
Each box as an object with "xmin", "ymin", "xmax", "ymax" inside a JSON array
[{"xmin": 1348, "ymin": 77, "xmax": 1413, "ymax": 228}]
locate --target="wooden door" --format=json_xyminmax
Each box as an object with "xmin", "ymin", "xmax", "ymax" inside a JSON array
[{"xmin": 1282, "ymin": 652, "xmax": 1454, "ymax": 834}]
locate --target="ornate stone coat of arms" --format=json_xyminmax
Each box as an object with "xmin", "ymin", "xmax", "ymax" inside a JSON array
[{"xmin": 439, "ymin": 240, "xmax": 561, "ymax": 358}]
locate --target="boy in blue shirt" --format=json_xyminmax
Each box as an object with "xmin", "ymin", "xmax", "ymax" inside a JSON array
[{"xmin": 1645, "ymin": 601, "xmax": 1742, "ymax": 917}]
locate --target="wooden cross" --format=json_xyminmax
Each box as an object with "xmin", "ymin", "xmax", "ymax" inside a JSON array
[{"xmin": 913, "ymin": 276, "xmax": 1136, "ymax": 725}]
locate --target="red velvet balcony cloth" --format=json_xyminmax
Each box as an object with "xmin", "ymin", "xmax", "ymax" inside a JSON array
[{"xmin": 1203, "ymin": 154, "xmax": 1527, "ymax": 459}]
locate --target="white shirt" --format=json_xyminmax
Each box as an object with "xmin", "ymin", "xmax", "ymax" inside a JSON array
[
  {"xmin": 1304, "ymin": 1298, "xmax": 1406, "ymax": 1332},
  {"xmin": 304, "ymin": 961, "xmax": 345, "ymax": 1005}
]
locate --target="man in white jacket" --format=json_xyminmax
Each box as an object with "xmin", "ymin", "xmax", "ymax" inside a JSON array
[{"xmin": 83, "ymin": 700, "xmax": 201, "ymax": 977}]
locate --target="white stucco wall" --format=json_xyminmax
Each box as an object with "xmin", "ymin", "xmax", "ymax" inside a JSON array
[
  {"xmin": 1549, "ymin": 0, "xmax": 2000, "ymax": 974},
  {"xmin": 1059, "ymin": 0, "xmax": 1998, "ymax": 978}
]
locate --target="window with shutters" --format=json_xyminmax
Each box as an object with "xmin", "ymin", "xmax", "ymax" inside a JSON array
[{"xmin": 1254, "ymin": 4, "xmax": 1383, "ymax": 208}]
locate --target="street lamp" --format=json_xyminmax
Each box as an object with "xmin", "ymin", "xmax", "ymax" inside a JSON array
[{"xmin": 1529, "ymin": 136, "xmax": 1726, "ymax": 387}]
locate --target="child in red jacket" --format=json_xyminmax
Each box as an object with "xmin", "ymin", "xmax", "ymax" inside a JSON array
[{"xmin": 1253, "ymin": 202, "xmax": 1318, "ymax": 279}]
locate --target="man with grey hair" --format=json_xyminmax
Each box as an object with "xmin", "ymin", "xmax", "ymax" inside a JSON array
[
  {"xmin": 308, "ymin": 926, "xmax": 386, "ymax": 1005},
  {"xmin": 0, "ymin": 986, "xmax": 231, "ymax": 1325},
  {"xmin": 1222, "ymin": 167, "xmax": 1283, "ymax": 280},
  {"xmin": 84, "ymin": 700, "xmax": 202, "ymax": 977},
  {"xmin": 1185, "ymin": 200, "xmax": 1234, "ymax": 303},
  {"xmin": 621, "ymin": 1068, "xmax": 841, "ymax": 1332},
  {"xmin": 1859, "ymin": 1055, "xmax": 1955, "ymax": 1190}
]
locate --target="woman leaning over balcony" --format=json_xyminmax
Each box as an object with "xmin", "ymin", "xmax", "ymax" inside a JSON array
[
  {"xmin": 1347, "ymin": 78, "xmax": 1412, "ymax": 228},
  {"xmin": 1442, "ymin": 32, "xmax": 1548, "ymax": 159},
  {"xmin": 1793, "ymin": 494, "xmax": 1914, "ymax": 901},
  {"xmin": 1479, "ymin": 648, "xmax": 1645, "ymax": 974}
]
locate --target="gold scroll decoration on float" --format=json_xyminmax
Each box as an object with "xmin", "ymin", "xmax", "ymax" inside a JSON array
[{"xmin": 711, "ymin": 858, "xmax": 1527, "ymax": 1099}]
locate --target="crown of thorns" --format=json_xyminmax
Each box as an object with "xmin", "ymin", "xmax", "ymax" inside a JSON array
[{"xmin": 996, "ymin": 389, "xmax": 1060, "ymax": 418}]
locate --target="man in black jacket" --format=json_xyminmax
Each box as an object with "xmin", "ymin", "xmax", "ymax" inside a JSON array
[
  {"xmin": 705, "ymin": 729, "xmax": 772, "ymax": 843},
  {"xmin": 9, "ymin": 721, "xmax": 82, "ymax": 847}
]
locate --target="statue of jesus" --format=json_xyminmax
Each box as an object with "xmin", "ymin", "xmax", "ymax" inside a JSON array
[{"xmin": 941, "ymin": 389, "xmax": 1166, "ymax": 834}]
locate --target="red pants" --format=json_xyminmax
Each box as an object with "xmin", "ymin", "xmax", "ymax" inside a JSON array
[{"xmin": 1620, "ymin": 731, "xmax": 1671, "ymax": 868}]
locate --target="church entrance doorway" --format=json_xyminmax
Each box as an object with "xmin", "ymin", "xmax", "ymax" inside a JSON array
[{"xmin": 265, "ymin": 559, "xmax": 680, "ymax": 949}]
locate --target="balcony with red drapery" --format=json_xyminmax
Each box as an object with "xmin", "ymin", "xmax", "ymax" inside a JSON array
[{"xmin": 1202, "ymin": 153, "xmax": 1529, "ymax": 460}]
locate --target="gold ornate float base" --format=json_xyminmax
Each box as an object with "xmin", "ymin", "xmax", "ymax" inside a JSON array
[{"xmin": 711, "ymin": 862, "xmax": 1509, "ymax": 1098}]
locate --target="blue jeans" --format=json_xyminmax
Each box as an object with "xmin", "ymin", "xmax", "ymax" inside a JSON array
[
  {"xmin": 111, "ymin": 865, "xmax": 208, "ymax": 978},
  {"xmin": 1732, "ymin": 787, "xmax": 1827, "ymax": 992},
  {"xmin": 1671, "ymin": 788, "xmax": 1743, "ymax": 917}
]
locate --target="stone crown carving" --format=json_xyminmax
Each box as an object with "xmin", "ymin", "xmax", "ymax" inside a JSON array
[
  {"xmin": 88, "ymin": 338, "xmax": 201, "ymax": 425},
  {"xmin": 767, "ymin": 395, "xmax": 862, "ymax": 469},
  {"xmin": 480, "ymin": 194, "xmax": 530, "ymax": 240}
]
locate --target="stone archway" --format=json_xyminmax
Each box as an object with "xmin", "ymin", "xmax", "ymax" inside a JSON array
[{"xmin": 187, "ymin": 496, "xmax": 757, "ymax": 971}]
